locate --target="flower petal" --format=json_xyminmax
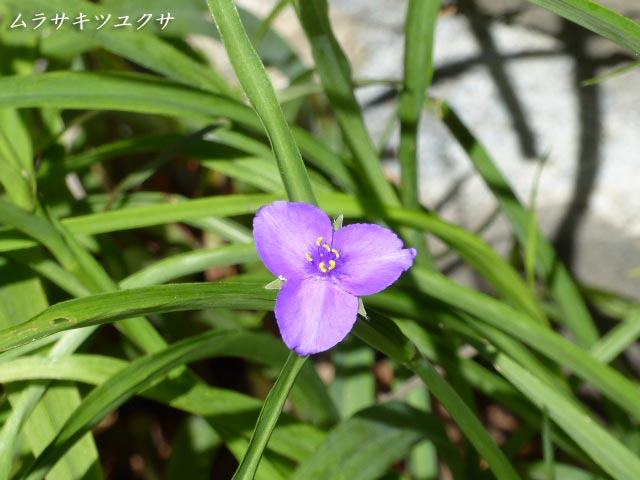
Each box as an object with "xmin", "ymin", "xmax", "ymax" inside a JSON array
[
  {"xmin": 253, "ymin": 201, "xmax": 333, "ymax": 279},
  {"xmin": 332, "ymin": 223, "xmax": 417, "ymax": 296},
  {"xmin": 275, "ymin": 277, "xmax": 358, "ymax": 356}
]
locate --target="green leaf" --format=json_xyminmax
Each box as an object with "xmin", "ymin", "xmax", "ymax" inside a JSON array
[
  {"xmin": 0, "ymin": 263, "xmax": 101, "ymax": 480},
  {"xmin": 4, "ymin": 191, "xmax": 544, "ymax": 338},
  {"xmin": 0, "ymin": 282, "xmax": 275, "ymax": 352},
  {"xmin": 0, "ymin": 109, "xmax": 35, "ymax": 210},
  {"xmin": 166, "ymin": 416, "xmax": 221, "ymax": 480},
  {"xmin": 392, "ymin": 312, "xmax": 594, "ymax": 466},
  {"xmin": 525, "ymin": 0, "xmax": 640, "ymax": 55},
  {"xmin": 409, "ymin": 267, "xmax": 640, "ymax": 420},
  {"xmin": 330, "ymin": 337, "xmax": 375, "ymax": 419},
  {"xmin": 524, "ymin": 462, "xmax": 608, "ymax": 480},
  {"xmin": 60, "ymin": 193, "xmax": 279, "ymax": 236},
  {"xmin": 582, "ymin": 60, "xmax": 640, "ymax": 86},
  {"xmin": 20, "ymin": 329, "xmax": 293, "ymax": 480},
  {"xmin": 437, "ymin": 101, "xmax": 597, "ymax": 346},
  {"xmin": 292, "ymin": 402, "xmax": 453, "ymax": 480},
  {"xmin": 0, "ymin": 72, "xmax": 259, "ymax": 127},
  {"xmin": 398, "ymin": 0, "xmax": 439, "ymax": 209},
  {"xmin": 353, "ymin": 313, "xmax": 521, "ymax": 480},
  {"xmin": 397, "ymin": 0, "xmax": 441, "ymax": 267},
  {"xmin": 588, "ymin": 309, "xmax": 640, "ymax": 363},
  {"xmin": 207, "ymin": 0, "xmax": 316, "ymax": 205},
  {"xmin": 7, "ymin": 192, "xmax": 542, "ymax": 325},
  {"xmin": 3, "ymin": 0, "xmax": 235, "ymax": 96},
  {"xmin": 297, "ymin": 0, "xmax": 400, "ymax": 206},
  {"xmin": 0, "ymin": 351, "xmax": 327, "ymax": 464},
  {"xmin": 120, "ymin": 244, "xmax": 259, "ymax": 289},
  {"xmin": 497, "ymin": 352, "xmax": 640, "ymax": 480}
]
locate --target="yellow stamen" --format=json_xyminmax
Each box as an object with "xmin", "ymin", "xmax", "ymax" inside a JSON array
[
  {"xmin": 305, "ymin": 253, "xmax": 313, "ymax": 262},
  {"xmin": 319, "ymin": 262, "xmax": 327, "ymax": 273},
  {"xmin": 316, "ymin": 237, "xmax": 323, "ymax": 246},
  {"xmin": 323, "ymin": 243, "xmax": 331, "ymax": 251},
  {"xmin": 328, "ymin": 259, "xmax": 336, "ymax": 271},
  {"xmin": 331, "ymin": 248, "xmax": 340, "ymax": 258}
]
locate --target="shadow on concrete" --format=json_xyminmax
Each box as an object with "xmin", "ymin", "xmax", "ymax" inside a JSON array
[
  {"xmin": 550, "ymin": 20, "xmax": 602, "ymax": 273},
  {"xmin": 458, "ymin": 0, "xmax": 539, "ymax": 159}
]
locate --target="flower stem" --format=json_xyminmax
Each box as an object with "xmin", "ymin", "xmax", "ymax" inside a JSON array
[{"xmin": 232, "ymin": 351, "xmax": 307, "ymax": 480}]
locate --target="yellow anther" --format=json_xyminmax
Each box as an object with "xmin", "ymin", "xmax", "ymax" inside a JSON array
[
  {"xmin": 316, "ymin": 237, "xmax": 323, "ymax": 246},
  {"xmin": 328, "ymin": 260, "xmax": 336, "ymax": 271},
  {"xmin": 305, "ymin": 253, "xmax": 313, "ymax": 262},
  {"xmin": 319, "ymin": 262, "xmax": 327, "ymax": 273},
  {"xmin": 323, "ymin": 243, "xmax": 331, "ymax": 251},
  {"xmin": 331, "ymin": 248, "xmax": 340, "ymax": 258}
]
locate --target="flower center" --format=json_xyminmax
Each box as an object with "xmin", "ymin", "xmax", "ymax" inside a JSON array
[{"xmin": 306, "ymin": 236, "xmax": 341, "ymax": 275}]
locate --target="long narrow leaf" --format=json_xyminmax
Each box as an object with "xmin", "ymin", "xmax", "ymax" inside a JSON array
[
  {"xmin": 0, "ymin": 282, "xmax": 275, "ymax": 352},
  {"xmin": 410, "ymin": 267, "xmax": 640, "ymax": 420},
  {"xmin": 297, "ymin": 0, "xmax": 400, "ymax": 206},
  {"xmin": 498, "ymin": 352, "xmax": 640, "ymax": 479},
  {"xmin": 21, "ymin": 329, "xmax": 290, "ymax": 480},
  {"xmin": 525, "ymin": 0, "xmax": 640, "ymax": 54},
  {"xmin": 3, "ymin": 0, "xmax": 235, "ymax": 95},
  {"xmin": 207, "ymin": 0, "xmax": 316, "ymax": 205},
  {"xmin": 291, "ymin": 402, "xmax": 453, "ymax": 480},
  {"xmin": 437, "ymin": 101, "xmax": 598, "ymax": 346}
]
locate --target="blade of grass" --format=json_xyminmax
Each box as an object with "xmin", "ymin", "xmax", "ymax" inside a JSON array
[
  {"xmin": 393, "ymin": 313, "xmax": 589, "ymax": 465},
  {"xmin": 405, "ymin": 382, "xmax": 440, "ymax": 479},
  {"xmin": 22, "ymin": 192, "xmax": 542, "ymax": 322},
  {"xmin": 496, "ymin": 351, "xmax": 640, "ymax": 480},
  {"xmin": 166, "ymin": 416, "xmax": 221, "ymax": 480},
  {"xmin": 437, "ymin": 100, "xmax": 598, "ymax": 346},
  {"xmin": 0, "ymin": 108, "xmax": 35, "ymax": 210},
  {"xmin": 589, "ymin": 309, "xmax": 640, "ymax": 363},
  {"xmin": 251, "ymin": 0, "xmax": 290, "ymax": 48},
  {"xmin": 524, "ymin": 0, "xmax": 640, "ymax": 55},
  {"xmin": 0, "ymin": 282, "xmax": 276, "ymax": 352},
  {"xmin": 525, "ymin": 462, "xmax": 607, "ymax": 480},
  {"xmin": 291, "ymin": 402, "xmax": 453, "ymax": 480},
  {"xmin": 105, "ymin": 125, "xmax": 219, "ymax": 206},
  {"xmin": 369, "ymin": 306, "xmax": 640, "ymax": 478},
  {"xmin": 4, "ymin": 0, "xmax": 235, "ymax": 96},
  {"xmin": 8, "ymin": 253, "xmax": 91, "ymax": 298},
  {"xmin": 542, "ymin": 410, "xmax": 555, "ymax": 480},
  {"xmin": 0, "ymin": 71, "xmax": 259, "ymax": 127},
  {"xmin": 399, "ymin": 0, "xmax": 439, "ymax": 209},
  {"xmin": 0, "ymin": 76, "xmax": 354, "ymax": 194},
  {"xmin": 120, "ymin": 244, "xmax": 259, "ymax": 289},
  {"xmin": 20, "ymin": 329, "xmax": 292, "ymax": 480},
  {"xmin": 207, "ymin": 0, "xmax": 316, "ymax": 205},
  {"xmin": 297, "ymin": 0, "xmax": 400, "ymax": 206},
  {"xmin": 4, "ymin": 192, "xmax": 545, "ymax": 330},
  {"xmin": 0, "ymin": 264, "xmax": 101, "ymax": 480},
  {"xmin": 398, "ymin": 0, "xmax": 441, "ymax": 267},
  {"xmin": 353, "ymin": 313, "xmax": 521, "ymax": 480},
  {"xmin": 582, "ymin": 60, "xmax": 640, "ymax": 86},
  {"xmin": 330, "ymin": 337, "xmax": 375, "ymax": 419},
  {"xmin": 525, "ymin": 154, "xmax": 549, "ymax": 290},
  {"xmin": 409, "ymin": 267, "xmax": 640, "ymax": 420},
  {"xmin": 0, "ymin": 345, "xmax": 329, "ymax": 463}
]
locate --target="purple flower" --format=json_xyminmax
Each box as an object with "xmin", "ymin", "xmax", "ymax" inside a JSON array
[{"xmin": 253, "ymin": 201, "xmax": 417, "ymax": 356}]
